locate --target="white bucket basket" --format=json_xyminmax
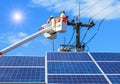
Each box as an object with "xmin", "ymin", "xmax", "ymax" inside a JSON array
[{"xmin": 55, "ymin": 21, "xmax": 67, "ymax": 33}]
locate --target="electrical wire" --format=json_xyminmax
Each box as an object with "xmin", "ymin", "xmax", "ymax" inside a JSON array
[
  {"xmin": 85, "ymin": 43, "xmax": 90, "ymax": 52},
  {"xmin": 86, "ymin": 19, "xmax": 105, "ymax": 44},
  {"xmin": 89, "ymin": 0, "xmax": 116, "ymax": 21},
  {"xmin": 81, "ymin": 0, "xmax": 104, "ymax": 15},
  {"xmin": 52, "ymin": 40, "xmax": 54, "ymax": 52},
  {"xmin": 81, "ymin": 29, "xmax": 88, "ymax": 42},
  {"xmin": 85, "ymin": 5, "xmax": 120, "ymax": 45},
  {"xmin": 102, "ymin": 7, "xmax": 120, "ymax": 20},
  {"xmin": 83, "ymin": 6, "xmax": 120, "ymax": 49},
  {"xmin": 67, "ymin": 30, "xmax": 75, "ymax": 46}
]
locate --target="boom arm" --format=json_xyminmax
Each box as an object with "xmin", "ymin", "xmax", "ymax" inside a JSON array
[{"xmin": 0, "ymin": 28, "xmax": 51, "ymax": 56}]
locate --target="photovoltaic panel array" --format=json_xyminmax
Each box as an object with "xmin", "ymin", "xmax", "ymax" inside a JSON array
[
  {"xmin": 0, "ymin": 52, "xmax": 120, "ymax": 84},
  {"xmin": 91, "ymin": 52, "xmax": 120, "ymax": 84},
  {"xmin": 47, "ymin": 52, "xmax": 109, "ymax": 84},
  {"xmin": 0, "ymin": 56, "xmax": 45, "ymax": 84}
]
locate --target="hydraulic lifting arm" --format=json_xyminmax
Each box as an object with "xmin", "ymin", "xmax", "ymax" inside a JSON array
[
  {"xmin": 0, "ymin": 16, "xmax": 68, "ymax": 56},
  {"xmin": 0, "ymin": 28, "xmax": 51, "ymax": 56}
]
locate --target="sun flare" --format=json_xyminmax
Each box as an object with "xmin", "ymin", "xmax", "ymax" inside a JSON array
[{"xmin": 12, "ymin": 12, "xmax": 23, "ymax": 22}]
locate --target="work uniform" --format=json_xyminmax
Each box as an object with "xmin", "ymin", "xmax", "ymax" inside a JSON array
[
  {"xmin": 60, "ymin": 12, "xmax": 66, "ymax": 18},
  {"xmin": 47, "ymin": 17, "xmax": 55, "ymax": 27}
]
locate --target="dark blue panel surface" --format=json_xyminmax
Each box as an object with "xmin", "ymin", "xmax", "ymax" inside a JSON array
[
  {"xmin": 108, "ymin": 75, "xmax": 120, "ymax": 84},
  {"xmin": 0, "ymin": 56, "xmax": 45, "ymax": 66},
  {"xmin": 98, "ymin": 62, "xmax": 120, "ymax": 74},
  {"xmin": 48, "ymin": 75, "xmax": 108, "ymax": 84},
  {"xmin": 48, "ymin": 62, "xmax": 101, "ymax": 74},
  {"xmin": 47, "ymin": 52, "xmax": 91, "ymax": 61},
  {"xmin": 91, "ymin": 53, "xmax": 120, "ymax": 61},
  {"xmin": 0, "ymin": 68, "xmax": 45, "ymax": 82}
]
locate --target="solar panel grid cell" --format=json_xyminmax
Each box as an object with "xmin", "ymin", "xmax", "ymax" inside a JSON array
[
  {"xmin": 47, "ymin": 52, "xmax": 92, "ymax": 61},
  {"xmin": 90, "ymin": 53, "xmax": 120, "ymax": 84},
  {"xmin": 0, "ymin": 68, "xmax": 45, "ymax": 82},
  {"xmin": 98, "ymin": 62, "xmax": 120, "ymax": 74},
  {"xmin": 48, "ymin": 75, "xmax": 109, "ymax": 84},
  {"xmin": 108, "ymin": 75, "xmax": 120, "ymax": 84},
  {"xmin": 91, "ymin": 53, "xmax": 120, "ymax": 61},
  {"xmin": 0, "ymin": 56, "xmax": 45, "ymax": 66},
  {"xmin": 48, "ymin": 62, "xmax": 101, "ymax": 74}
]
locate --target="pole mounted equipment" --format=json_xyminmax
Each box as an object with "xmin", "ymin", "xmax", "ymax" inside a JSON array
[{"xmin": 67, "ymin": 3, "xmax": 95, "ymax": 52}]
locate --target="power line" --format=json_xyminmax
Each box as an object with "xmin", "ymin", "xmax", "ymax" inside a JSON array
[
  {"xmin": 52, "ymin": 40, "xmax": 54, "ymax": 52},
  {"xmin": 89, "ymin": 0, "xmax": 116, "ymax": 21},
  {"xmin": 67, "ymin": 30, "xmax": 75, "ymax": 46},
  {"xmin": 102, "ymin": 7, "xmax": 120, "ymax": 20},
  {"xmin": 81, "ymin": 29, "xmax": 88, "ymax": 42},
  {"xmin": 86, "ymin": 19, "xmax": 105, "ymax": 44},
  {"xmin": 84, "ymin": 6, "xmax": 120, "ymax": 45},
  {"xmin": 81, "ymin": 0, "xmax": 104, "ymax": 15}
]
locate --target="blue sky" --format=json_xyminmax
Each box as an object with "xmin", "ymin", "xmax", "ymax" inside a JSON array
[{"xmin": 0, "ymin": 0, "xmax": 120, "ymax": 56}]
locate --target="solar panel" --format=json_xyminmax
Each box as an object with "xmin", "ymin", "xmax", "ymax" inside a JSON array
[
  {"xmin": 107, "ymin": 75, "xmax": 120, "ymax": 84},
  {"xmin": 0, "ymin": 52, "xmax": 120, "ymax": 84},
  {"xmin": 0, "ymin": 68, "xmax": 45, "ymax": 82},
  {"xmin": 48, "ymin": 75, "xmax": 109, "ymax": 84},
  {"xmin": 47, "ymin": 52, "xmax": 120, "ymax": 84},
  {"xmin": 0, "ymin": 56, "xmax": 45, "ymax": 66},
  {"xmin": 98, "ymin": 62, "xmax": 120, "ymax": 74},
  {"xmin": 0, "ymin": 56, "xmax": 45, "ymax": 83},
  {"xmin": 48, "ymin": 62, "xmax": 101, "ymax": 74},
  {"xmin": 91, "ymin": 53, "xmax": 120, "ymax": 61},
  {"xmin": 47, "ymin": 52, "xmax": 92, "ymax": 61}
]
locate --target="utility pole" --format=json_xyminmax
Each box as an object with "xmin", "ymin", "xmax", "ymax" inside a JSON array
[{"xmin": 67, "ymin": 3, "xmax": 95, "ymax": 52}]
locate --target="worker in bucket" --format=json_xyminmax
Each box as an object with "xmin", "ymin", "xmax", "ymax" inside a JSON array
[
  {"xmin": 47, "ymin": 15, "xmax": 56, "ymax": 30},
  {"xmin": 60, "ymin": 10, "xmax": 66, "ymax": 18},
  {"xmin": 60, "ymin": 10, "xmax": 68, "ymax": 23},
  {"xmin": 47, "ymin": 15, "xmax": 54, "ymax": 23}
]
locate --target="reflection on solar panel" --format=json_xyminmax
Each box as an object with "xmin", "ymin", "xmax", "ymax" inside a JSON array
[
  {"xmin": 0, "ymin": 52, "xmax": 120, "ymax": 84},
  {"xmin": 48, "ymin": 75, "xmax": 109, "ymax": 84},
  {"xmin": 47, "ymin": 52, "xmax": 91, "ymax": 61}
]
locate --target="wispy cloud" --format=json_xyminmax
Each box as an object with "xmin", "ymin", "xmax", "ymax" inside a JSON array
[
  {"xmin": 0, "ymin": 32, "xmax": 29, "ymax": 46},
  {"xmin": 31, "ymin": 0, "xmax": 120, "ymax": 20}
]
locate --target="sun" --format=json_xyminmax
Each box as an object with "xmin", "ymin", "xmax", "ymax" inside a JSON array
[{"xmin": 12, "ymin": 11, "xmax": 23, "ymax": 22}]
